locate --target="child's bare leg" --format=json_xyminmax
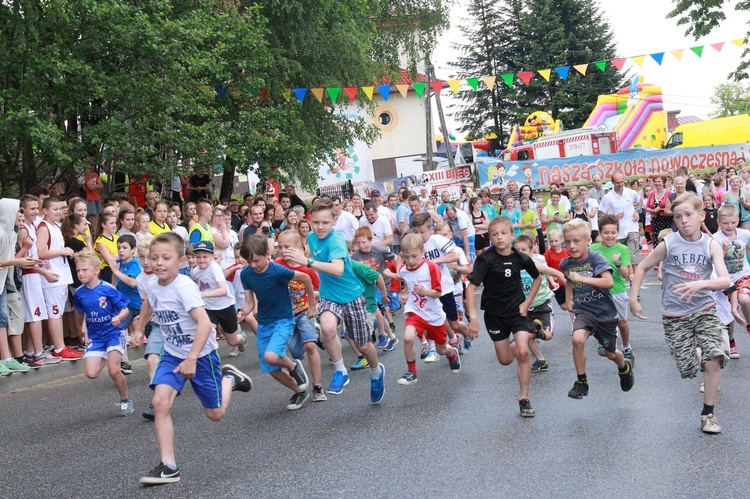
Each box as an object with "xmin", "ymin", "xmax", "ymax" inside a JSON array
[
  {"xmin": 152, "ymin": 385, "xmax": 179, "ymax": 464},
  {"xmin": 529, "ymin": 337, "xmax": 545, "ymax": 361},
  {"xmin": 303, "ymin": 341, "xmax": 322, "ymax": 387},
  {"xmin": 571, "ymin": 329, "xmax": 589, "ymax": 375},
  {"xmin": 619, "ymin": 320, "xmax": 631, "ymax": 349},
  {"xmin": 510, "ymin": 331, "xmax": 532, "ymax": 399},
  {"xmin": 493, "ymin": 339, "xmax": 514, "ymax": 366},
  {"xmin": 319, "ymin": 311, "xmax": 343, "ymax": 363},
  {"xmin": 84, "ymin": 356, "xmax": 106, "ymax": 379},
  {"xmin": 204, "ymin": 375, "xmax": 238, "ymax": 422},
  {"xmin": 703, "ymin": 357, "xmax": 722, "ymax": 405},
  {"xmin": 107, "ymin": 350, "xmax": 128, "ymax": 400}
]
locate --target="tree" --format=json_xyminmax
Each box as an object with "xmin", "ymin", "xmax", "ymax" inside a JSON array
[
  {"xmin": 0, "ymin": 0, "xmax": 450, "ymax": 198},
  {"xmin": 709, "ymin": 83, "xmax": 750, "ymax": 118},
  {"xmin": 668, "ymin": 0, "xmax": 750, "ymax": 81},
  {"xmin": 450, "ymin": 0, "xmax": 627, "ymax": 148}
]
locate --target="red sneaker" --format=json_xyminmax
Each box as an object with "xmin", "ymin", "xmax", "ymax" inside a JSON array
[{"xmin": 52, "ymin": 346, "xmax": 83, "ymax": 360}]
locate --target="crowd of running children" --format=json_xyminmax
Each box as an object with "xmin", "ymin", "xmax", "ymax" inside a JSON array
[{"xmin": 1, "ymin": 164, "xmax": 745, "ymax": 486}]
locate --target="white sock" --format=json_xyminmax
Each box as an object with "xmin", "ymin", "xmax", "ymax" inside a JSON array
[
  {"xmin": 370, "ymin": 364, "xmax": 382, "ymax": 379},
  {"xmin": 332, "ymin": 359, "xmax": 346, "ymax": 374},
  {"xmin": 428, "ymin": 340, "xmax": 436, "ymax": 351},
  {"xmin": 2, "ymin": 357, "xmax": 11, "ymax": 363}
]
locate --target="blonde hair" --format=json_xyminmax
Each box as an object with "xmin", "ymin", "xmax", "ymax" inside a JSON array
[
  {"xmin": 717, "ymin": 203, "xmax": 739, "ymax": 219},
  {"xmin": 670, "ymin": 192, "xmax": 702, "ymax": 213},
  {"xmin": 562, "ymin": 218, "xmax": 592, "ymax": 238},
  {"xmin": 489, "ymin": 215, "xmax": 513, "ymax": 231},
  {"xmin": 277, "ymin": 229, "xmax": 301, "ymax": 246},
  {"xmin": 74, "ymin": 248, "xmax": 101, "ymax": 267},
  {"xmin": 400, "ymin": 233, "xmax": 424, "ymax": 253},
  {"xmin": 433, "ymin": 221, "xmax": 450, "ymax": 235},
  {"xmin": 137, "ymin": 235, "xmax": 154, "ymax": 255}
]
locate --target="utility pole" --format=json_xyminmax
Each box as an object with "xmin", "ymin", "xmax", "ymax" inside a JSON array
[
  {"xmin": 425, "ymin": 66, "xmax": 433, "ymax": 171},
  {"xmin": 429, "ymin": 65, "xmax": 455, "ymax": 170}
]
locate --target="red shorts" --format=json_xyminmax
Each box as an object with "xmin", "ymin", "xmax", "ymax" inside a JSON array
[{"xmin": 405, "ymin": 313, "xmax": 447, "ymax": 344}]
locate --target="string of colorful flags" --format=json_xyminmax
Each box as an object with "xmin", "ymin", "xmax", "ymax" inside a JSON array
[{"xmin": 215, "ymin": 38, "xmax": 748, "ymax": 103}]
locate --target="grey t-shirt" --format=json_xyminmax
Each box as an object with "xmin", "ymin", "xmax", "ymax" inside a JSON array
[
  {"xmin": 560, "ymin": 250, "xmax": 618, "ymax": 321},
  {"xmin": 352, "ymin": 246, "xmax": 396, "ymax": 288},
  {"xmin": 662, "ymin": 232, "xmax": 716, "ymax": 317}
]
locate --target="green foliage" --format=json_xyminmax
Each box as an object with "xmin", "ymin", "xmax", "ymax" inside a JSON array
[
  {"xmin": 668, "ymin": 0, "xmax": 750, "ymax": 81},
  {"xmin": 709, "ymin": 82, "xmax": 750, "ymax": 117},
  {"xmin": 450, "ymin": 0, "xmax": 627, "ymax": 147},
  {"xmin": 0, "ymin": 0, "xmax": 448, "ymax": 197}
]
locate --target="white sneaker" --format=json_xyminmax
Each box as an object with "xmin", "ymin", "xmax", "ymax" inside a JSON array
[
  {"xmin": 424, "ymin": 349, "xmax": 440, "ymax": 363},
  {"xmin": 701, "ymin": 413, "xmax": 721, "ymax": 434},
  {"xmin": 228, "ymin": 346, "xmax": 240, "ymax": 357}
]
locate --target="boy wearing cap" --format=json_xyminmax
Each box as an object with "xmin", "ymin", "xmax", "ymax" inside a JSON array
[{"xmin": 190, "ymin": 241, "xmax": 248, "ymax": 352}]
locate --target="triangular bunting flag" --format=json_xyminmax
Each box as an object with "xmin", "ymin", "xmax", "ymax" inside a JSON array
[
  {"xmin": 214, "ymin": 86, "xmax": 228, "ymax": 99},
  {"xmin": 731, "ymin": 38, "xmax": 746, "ymax": 47},
  {"xmin": 538, "ymin": 69, "xmax": 551, "ymax": 82},
  {"xmin": 466, "ymin": 77, "xmax": 479, "ymax": 90},
  {"xmin": 554, "ymin": 66, "xmax": 570, "ymax": 81},
  {"xmin": 650, "ymin": 52, "xmax": 665, "ymax": 65},
  {"xmin": 630, "ymin": 55, "xmax": 646, "ymax": 67},
  {"xmin": 376, "ymin": 84, "xmax": 391, "ymax": 101},
  {"xmin": 293, "ymin": 88, "xmax": 307, "ymax": 103},
  {"xmin": 361, "ymin": 86, "xmax": 374, "ymax": 100},
  {"xmin": 670, "ymin": 49, "xmax": 684, "ymax": 61},
  {"xmin": 481, "ymin": 76, "xmax": 496, "ymax": 90},
  {"xmin": 610, "ymin": 58, "xmax": 626, "ymax": 71},
  {"xmin": 690, "ymin": 46, "xmax": 704, "ymax": 57},
  {"xmin": 412, "ymin": 82, "xmax": 426, "ymax": 98},
  {"xmin": 711, "ymin": 42, "xmax": 725, "ymax": 52},
  {"xmin": 573, "ymin": 64, "xmax": 588, "ymax": 76},
  {"xmin": 343, "ymin": 87, "xmax": 358, "ymax": 102},
  {"xmin": 326, "ymin": 87, "xmax": 341, "ymax": 103},
  {"xmin": 447, "ymin": 80, "xmax": 461, "ymax": 94},
  {"xmin": 518, "ymin": 71, "xmax": 534, "ymax": 85},
  {"xmin": 310, "ymin": 88, "xmax": 324, "ymax": 102},
  {"xmin": 281, "ymin": 90, "xmax": 291, "ymax": 102},
  {"xmin": 249, "ymin": 88, "xmax": 259, "ymax": 98},
  {"xmin": 500, "ymin": 73, "xmax": 514, "ymax": 88},
  {"xmin": 593, "ymin": 60, "xmax": 607, "ymax": 72},
  {"xmin": 395, "ymin": 84, "xmax": 409, "ymax": 98},
  {"xmin": 430, "ymin": 81, "xmax": 444, "ymax": 94}
]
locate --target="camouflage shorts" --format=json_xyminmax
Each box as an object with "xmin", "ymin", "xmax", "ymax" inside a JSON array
[{"xmin": 662, "ymin": 308, "xmax": 729, "ymax": 379}]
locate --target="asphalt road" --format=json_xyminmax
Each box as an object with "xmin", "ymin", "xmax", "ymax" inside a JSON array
[{"xmin": 2, "ymin": 271, "xmax": 749, "ymax": 498}]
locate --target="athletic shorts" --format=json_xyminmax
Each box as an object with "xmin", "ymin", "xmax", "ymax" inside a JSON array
[
  {"xmin": 573, "ymin": 314, "xmax": 618, "ymax": 353},
  {"xmin": 206, "ymin": 305, "xmax": 239, "ymax": 335},
  {"xmin": 144, "ymin": 323, "xmax": 165, "ymax": 358},
  {"xmin": 319, "ymin": 296, "xmax": 371, "ymax": 347},
  {"xmin": 611, "ymin": 292, "xmax": 629, "ymax": 321},
  {"xmin": 475, "ymin": 233, "xmax": 490, "ymax": 251},
  {"xmin": 405, "ymin": 313, "xmax": 447, "ymax": 344},
  {"xmin": 150, "ymin": 350, "xmax": 224, "ymax": 409},
  {"xmin": 439, "ymin": 293, "xmax": 459, "ymax": 322},
  {"xmin": 7, "ymin": 292, "xmax": 23, "ymax": 335},
  {"xmin": 528, "ymin": 300, "xmax": 554, "ymax": 333},
  {"xmin": 288, "ymin": 312, "xmax": 316, "ymax": 360},
  {"xmin": 42, "ymin": 286, "xmax": 68, "ymax": 319},
  {"xmin": 256, "ymin": 317, "xmax": 294, "ymax": 373},
  {"xmin": 663, "ymin": 307, "xmax": 729, "ymax": 379},
  {"xmin": 121, "ymin": 306, "xmax": 140, "ymax": 330},
  {"xmin": 84, "ymin": 333, "xmax": 126, "ymax": 359},
  {"xmin": 454, "ymin": 236, "xmax": 476, "ymax": 262},
  {"xmin": 484, "ymin": 312, "xmax": 533, "ymax": 342},
  {"xmin": 388, "ymin": 291, "xmax": 401, "ymax": 312},
  {"xmin": 22, "ymin": 274, "xmax": 48, "ymax": 322}
]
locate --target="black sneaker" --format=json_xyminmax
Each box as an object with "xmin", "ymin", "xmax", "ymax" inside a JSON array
[
  {"xmin": 286, "ymin": 390, "xmax": 310, "ymax": 410},
  {"xmin": 17, "ymin": 355, "xmax": 43, "ymax": 369},
  {"xmin": 289, "ymin": 359, "xmax": 309, "ymax": 391},
  {"xmin": 568, "ymin": 380, "xmax": 589, "ymax": 399},
  {"xmin": 619, "ymin": 359, "xmax": 634, "ymax": 392},
  {"xmin": 139, "ymin": 462, "xmax": 180, "ymax": 486},
  {"xmin": 531, "ymin": 359, "xmax": 549, "ymax": 372},
  {"xmin": 142, "ymin": 403, "xmax": 155, "ymax": 421},
  {"xmin": 519, "ymin": 398, "xmax": 536, "ymax": 418},
  {"xmin": 221, "ymin": 364, "xmax": 253, "ymax": 392},
  {"xmin": 120, "ymin": 361, "xmax": 133, "ymax": 375}
]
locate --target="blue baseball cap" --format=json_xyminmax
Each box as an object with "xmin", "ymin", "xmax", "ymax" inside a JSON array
[{"xmin": 193, "ymin": 241, "xmax": 214, "ymax": 253}]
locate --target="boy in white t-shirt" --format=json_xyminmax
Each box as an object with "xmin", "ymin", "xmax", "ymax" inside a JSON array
[
  {"xmin": 397, "ymin": 234, "xmax": 460, "ymax": 385},
  {"xmin": 190, "ymin": 241, "xmax": 248, "ymax": 353},
  {"xmin": 132, "ymin": 233, "xmax": 252, "ymax": 486}
]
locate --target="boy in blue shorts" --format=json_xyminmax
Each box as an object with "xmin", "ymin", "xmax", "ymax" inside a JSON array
[
  {"xmin": 131, "ymin": 233, "xmax": 252, "ymax": 486},
  {"xmin": 111, "ymin": 234, "xmax": 141, "ymax": 375},
  {"xmin": 281, "ymin": 198, "xmax": 385, "ymax": 403},
  {"xmin": 238, "ymin": 234, "xmax": 316, "ymax": 410},
  {"xmin": 72, "ymin": 249, "xmax": 133, "ymax": 417},
  {"xmin": 561, "ymin": 218, "xmax": 634, "ymax": 400}
]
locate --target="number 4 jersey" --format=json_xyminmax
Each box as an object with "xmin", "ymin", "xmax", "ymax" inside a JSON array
[{"xmin": 400, "ymin": 259, "xmax": 446, "ymax": 326}]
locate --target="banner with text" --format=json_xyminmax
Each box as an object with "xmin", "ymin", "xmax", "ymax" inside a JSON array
[{"xmin": 477, "ymin": 143, "xmax": 750, "ymax": 192}]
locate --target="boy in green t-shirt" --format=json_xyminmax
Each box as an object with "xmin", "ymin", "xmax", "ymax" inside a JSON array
[{"xmin": 589, "ymin": 215, "xmax": 634, "ymax": 364}]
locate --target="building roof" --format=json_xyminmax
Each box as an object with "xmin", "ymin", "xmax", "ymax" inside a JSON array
[{"xmin": 378, "ymin": 69, "xmax": 426, "ymax": 85}]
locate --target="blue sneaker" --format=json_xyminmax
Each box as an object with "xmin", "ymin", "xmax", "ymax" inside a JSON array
[
  {"xmin": 370, "ymin": 363, "xmax": 385, "ymax": 404},
  {"xmin": 350, "ymin": 357, "xmax": 368, "ymax": 370},
  {"xmin": 463, "ymin": 338, "xmax": 473, "ymax": 351},
  {"xmin": 328, "ymin": 371, "xmax": 349, "ymax": 395},
  {"xmin": 384, "ymin": 337, "xmax": 399, "ymax": 352},
  {"xmin": 376, "ymin": 334, "xmax": 389, "ymax": 349}
]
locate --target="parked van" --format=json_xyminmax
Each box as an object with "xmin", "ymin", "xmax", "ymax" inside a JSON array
[{"xmin": 665, "ymin": 114, "xmax": 750, "ymax": 149}]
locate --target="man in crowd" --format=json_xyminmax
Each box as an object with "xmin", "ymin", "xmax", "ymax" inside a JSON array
[{"xmin": 598, "ymin": 171, "xmax": 642, "ymax": 266}]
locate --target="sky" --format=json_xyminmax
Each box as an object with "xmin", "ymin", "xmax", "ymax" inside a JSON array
[{"xmin": 429, "ymin": 0, "xmax": 750, "ymax": 136}]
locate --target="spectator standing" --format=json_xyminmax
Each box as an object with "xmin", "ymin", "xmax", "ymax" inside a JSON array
[{"xmin": 598, "ymin": 171, "xmax": 642, "ymax": 265}]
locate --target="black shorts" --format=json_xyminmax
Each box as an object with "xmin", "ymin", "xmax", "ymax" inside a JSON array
[
  {"xmin": 553, "ymin": 286, "xmax": 567, "ymax": 306},
  {"xmin": 475, "ymin": 233, "xmax": 490, "ymax": 251},
  {"xmin": 573, "ymin": 314, "xmax": 618, "ymax": 353},
  {"xmin": 528, "ymin": 300, "xmax": 553, "ymax": 332},
  {"xmin": 206, "ymin": 305, "xmax": 239, "ymax": 335},
  {"xmin": 440, "ymin": 293, "xmax": 459, "ymax": 322},
  {"xmin": 484, "ymin": 313, "xmax": 533, "ymax": 342}
]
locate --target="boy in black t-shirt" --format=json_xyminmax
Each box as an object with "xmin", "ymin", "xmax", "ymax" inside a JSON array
[{"xmin": 466, "ymin": 216, "xmax": 547, "ymax": 418}]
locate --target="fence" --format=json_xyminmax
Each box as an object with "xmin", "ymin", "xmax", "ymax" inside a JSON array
[{"xmin": 317, "ymin": 179, "xmax": 354, "ymax": 199}]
